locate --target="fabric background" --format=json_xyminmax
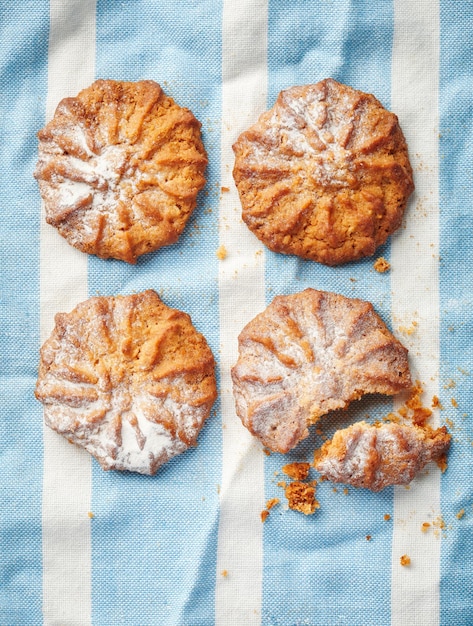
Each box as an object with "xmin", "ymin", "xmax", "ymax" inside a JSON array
[{"xmin": 1, "ymin": 1, "xmax": 472, "ymax": 624}]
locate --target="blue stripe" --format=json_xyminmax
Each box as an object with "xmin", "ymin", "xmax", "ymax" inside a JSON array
[
  {"xmin": 91, "ymin": 1, "xmax": 222, "ymax": 623},
  {"xmin": 0, "ymin": 1, "xmax": 49, "ymax": 623},
  {"xmin": 439, "ymin": 3, "xmax": 473, "ymax": 624},
  {"xmin": 263, "ymin": 2, "xmax": 395, "ymax": 624}
]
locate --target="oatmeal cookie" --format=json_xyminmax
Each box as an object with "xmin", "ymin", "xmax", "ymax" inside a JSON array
[
  {"xmin": 314, "ymin": 421, "xmax": 451, "ymax": 491},
  {"xmin": 34, "ymin": 79, "xmax": 207, "ymax": 263},
  {"xmin": 231, "ymin": 289, "xmax": 411, "ymax": 453},
  {"xmin": 35, "ymin": 290, "xmax": 217, "ymax": 474},
  {"xmin": 232, "ymin": 79, "xmax": 414, "ymax": 265}
]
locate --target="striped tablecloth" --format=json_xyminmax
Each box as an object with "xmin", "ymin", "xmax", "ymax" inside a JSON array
[{"xmin": 2, "ymin": 1, "xmax": 472, "ymax": 624}]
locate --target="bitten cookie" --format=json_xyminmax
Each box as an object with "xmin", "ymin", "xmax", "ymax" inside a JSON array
[
  {"xmin": 231, "ymin": 289, "xmax": 412, "ymax": 453},
  {"xmin": 314, "ymin": 421, "xmax": 451, "ymax": 491},
  {"xmin": 232, "ymin": 79, "xmax": 414, "ymax": 265},
  {"xmin": 34, "ymin": 79, "xmax": 207, "ymax": 263},
  {"xmin": 35, "ymin": 290, "xmax": 217, "ymax": 474}
]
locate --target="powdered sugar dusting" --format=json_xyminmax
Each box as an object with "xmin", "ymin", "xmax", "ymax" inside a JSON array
[
  {"xmin": 57, "ymin": 179, "xmax": 92, "ymax": 206},
  {"xmin": 245, "ymin": 81, "xmax": 363, "ymax": 186},
  {"xmin": 45, "ymin": 125, "xmax": 133, "ymax": 214}
]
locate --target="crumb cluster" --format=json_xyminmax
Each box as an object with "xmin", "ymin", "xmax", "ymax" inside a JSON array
[{"xmin": 284, "ymin": 481, "xmax": 319, "ymax": 515}]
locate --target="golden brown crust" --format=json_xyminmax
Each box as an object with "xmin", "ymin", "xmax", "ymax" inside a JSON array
[
  {"xmin": 231, "ymin": 289, "xmax": 412, "ymax": 453},
  {"xmin": 232, "ymin": 79, "xmax": 414, "ymax": 266},
  {"xmin": 313, "ymin": 421, "xmax": 451, "ymax": 491},
  {"xmin": 34, "ymin": 79, "xmax": 207, "ymax": 263},
  {"xmin": 35, "ymin": 290, "xmax": 217, "ymax": 474}
]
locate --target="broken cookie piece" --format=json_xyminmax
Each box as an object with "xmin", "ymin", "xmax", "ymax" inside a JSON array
[{"xmin": 313, "ymin": 421, "xmax": 451, "ymax": 492}]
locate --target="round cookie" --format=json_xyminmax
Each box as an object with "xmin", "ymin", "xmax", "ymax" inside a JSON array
[
  {"xmin": 34, "ymin": 79, "xmax": 207, "ymax": 263},
  {"xmin": 314, "ymin": 421, "xmax": 451, "ymax": 492},
  {"xmin": 35, "ymin": 290, "xmax": 217, "ymax": 474},
  {"xmin": 231, "ymin": 288, "xmax": 412, "ymax": 453},
  {"xmin": 232, "ymin": 79, "xmax": 414, "ymax": 266}
]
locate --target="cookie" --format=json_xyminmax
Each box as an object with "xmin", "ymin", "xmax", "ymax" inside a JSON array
[
  {"xmin": 34, "ymin": 79, "xmax": 207, "ymax": 263},
  {"xmin": 314, "ymin": 421, "xmax": 451, "ymax": 491},
  {"xmin": 35, "ymin": 290, "xmax": 217, "ymax": 474},
  {"xmin": 232, "ymin": 79, "xmax": 414, "ymax": 265},
  {"xmin": 231, "ymin": 289, "xmax": 412, "ymax": 453}
]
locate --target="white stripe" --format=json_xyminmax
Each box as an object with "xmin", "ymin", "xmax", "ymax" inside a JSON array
[
  {"xmin": 41, "ymin": 1, "xmax": 96, "ymax": 624},
  {"xmin": 215, "ymin": 2, "xmax": 268, "ymax": 624},
  {"xmin": 391, "ymin": 2, "xmax": 441, "ymax": 625}
]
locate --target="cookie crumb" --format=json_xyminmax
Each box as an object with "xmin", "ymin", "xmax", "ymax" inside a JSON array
[
  {"xmin": 285, "ymin": 481, "xmax": 319, "ymax": 515},
  {"xmin": 384, "ymin": 514, "xmax": 391, "ymax": 521},
  {"xmin": 400, "ymin": 554, "xmax": 411, "ymax": 566},
  {"xmin": 221, "ymin": 569, "xmax": 229, "ymax": 577},
  {"xmin": 398, "ymin": 321, "xmax": 418, "ymax": 336},
  {"xmin": 266, "ymin": 497, "xmax": 280, "ymax": 511},
  {"xmin": 88, "ymin": 511, "xmax": 94, "ymax": 519},
  {"xmin": 451, "ymin": 398, "xmax": 458, "ymax": 408},
  {"xmin": 216, "ymin": 245, "xmax": 227, "ymax": 260},
  {"xmin": 421, "ymin": 522, "xmax": 431, "ymax": 533},
  {"xmin": 221, "ymin": 186, "xmax": 230, "ymax": 193},
  {"xmin": 406, "ymin": 381, "xmax": 433, "ymax": 425},
  {"xmin": 432, "ymin": 395, "xmax": 443, "ymax": 409},
  {"xmin": 436, "ymin": 454, "xmax": 448, "ymax": 473},
  {"xmin": 456, "ymin": 508, "xmax": 465, "ymax": 520},
  {"xmin": 366, "ymin": 535, "xmax": 372, "ymax": 541},
  {"xmin": 261, "ymin": 497, "xmax": 280, "ymax": 522},
  {"xmin": 282, "ymin": 462, "xmax": 310, "ymax": 481},
  {"xmin": 374, "ymin": 257, "xmax": 391, "ymax": 273}
]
